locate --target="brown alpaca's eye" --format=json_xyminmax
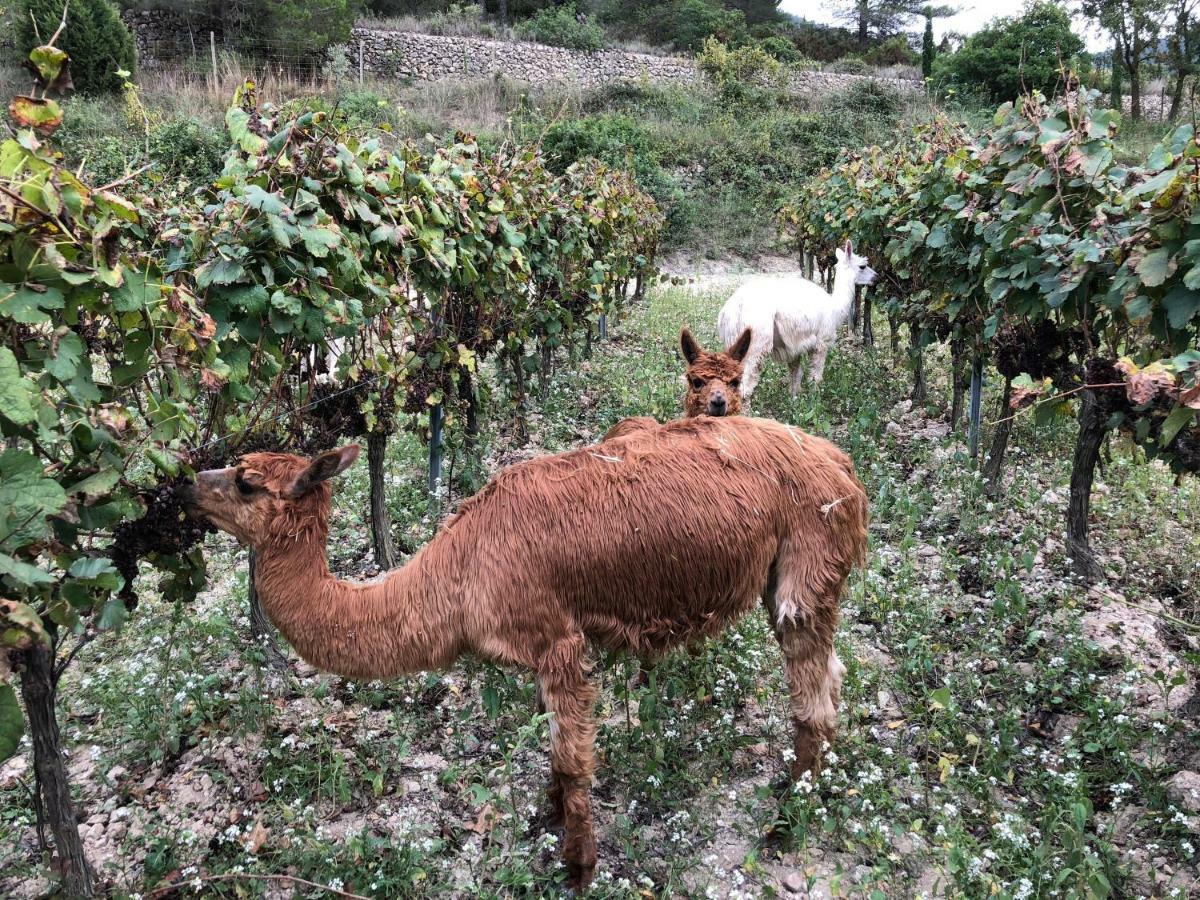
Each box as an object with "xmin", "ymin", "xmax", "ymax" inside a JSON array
[
  {"xmin": 690, "ymin": 378, "xmax": 705, "ymax": 390},
  {"xmin": 729, "ymin": 378, "xmax": 740, "ymax": 389}
]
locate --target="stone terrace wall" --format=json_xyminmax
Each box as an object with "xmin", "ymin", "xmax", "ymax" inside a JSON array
[
  {"xmin": 351, "ymin": 28, "xmax": 696, "ymax": 88},
  {"xmin": 122, "ymin": 14, "xmax": 921, "ymax": 97}
]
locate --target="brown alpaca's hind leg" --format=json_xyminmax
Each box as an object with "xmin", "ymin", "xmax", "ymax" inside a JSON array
[
  {"xmin": 762, "ymin": 574, "xmax": 843, "ymax": 778},
  {"xmin": 534, "ymin": 681, "xmax": 566, "ymax": 827},
  {"xmin": 537, "ymin": 634, "xmax": 598, "ymax": 888}
]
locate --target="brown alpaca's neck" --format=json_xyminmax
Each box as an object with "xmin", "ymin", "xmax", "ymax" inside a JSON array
[{"xmin": 252, "ymin": 520, "xmax": 467, "ymax": 680}]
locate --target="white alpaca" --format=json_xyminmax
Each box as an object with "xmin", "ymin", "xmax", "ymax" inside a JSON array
[{"xmin": 717, "ymin": 241, "xmax": 877, "ymax": 398}]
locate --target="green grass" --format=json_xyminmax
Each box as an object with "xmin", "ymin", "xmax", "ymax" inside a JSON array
[{"xmin": 2, "ymin": 284, "xmax": 1197, "ymax": 898}]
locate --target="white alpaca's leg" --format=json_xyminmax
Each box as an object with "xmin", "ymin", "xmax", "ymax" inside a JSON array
[
  {"xmin": 809, "ymin": 343, "xmax": 830, "ymax": 385},
  {"xmin": 741, "ymin": 349, "xmax": 766, "ymax": 398},
  {"xmin": 787, "ymin": 356, "xmax": 807, "ymax": 396},
  {"xmin": 740, "ymin": 329, "xmax": 774, "ymax": 399}
]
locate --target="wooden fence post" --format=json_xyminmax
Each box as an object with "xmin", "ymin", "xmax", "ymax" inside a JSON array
[
  {"xmin": 209, "ymin": 31, "xmax": 217, "ymax": 87},
  {"xmin": 359, "ymin": 40, "xmax": 365, "ymax": 84}
]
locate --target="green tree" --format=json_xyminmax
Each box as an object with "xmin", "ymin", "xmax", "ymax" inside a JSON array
[
  {"xmin": 1165, "ymin": 0, "xmax": 1198, "ymax": 119},
  {"xmin": 633, "ymin": 0, "xmax": 748, "ymax": 51},
  {"xmin": 922, "ymin": 6, "xmax": 935, "ymax": 77},
  {"xmin": 241, "ymin": 0, "xmax": 358, "ymax": 59},
  {"xmin": 933, "ymin": 1, "xmax": 1085, "ymax": 102},
  {"xmin": 837, "ymin": 0, "xmax": 954, "ymax": 51},
  {"xmin": 725, "ymin": 0, "xmax": 782, "ymax": 24},
  {"xmin": 17, "ymin": 0, "xmax": 136, "ymax": 94},
  {"xmin": 1080, "ymin": 0, "xmax": 1167, "ymax": 120}
]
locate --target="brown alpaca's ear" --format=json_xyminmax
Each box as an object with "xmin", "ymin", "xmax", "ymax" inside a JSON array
[
  {"xmin": 680, "ymin": 328, "xmax": 702, "ymax": 365},
  {"xmin": 286, "ymin": 445, "xmax": 361, "ymax": 498},
  {"xmin": 727, "ymin": 327, "xmax": 752, "ymax": 363}
]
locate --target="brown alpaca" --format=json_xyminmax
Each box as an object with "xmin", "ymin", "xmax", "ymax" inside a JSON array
[
  {"xmin": 182, "ymin": 416, "xmax": 867, "ymax": 887},
  {"xmin": 604, "ymin": 326, "xmax": 753, "ymax": 442}
]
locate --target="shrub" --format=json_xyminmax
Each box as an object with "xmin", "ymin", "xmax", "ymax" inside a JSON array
[
  {"xmin": 864, "ymin": 35, "xmax": 917, "ymax": 68},
  {"xmin": 758, "ymin": 35, "xmax": 800, "ymax": 63},
  {"xmin": 789, "ymin": 20, "xmax": 860, "ymax": 63},
  {"xmin": 147, "ymin": 119, "xmax": 226, "ymax": 182},
  {"xmin": 17, "ymin": 0, "xmax": 136, "ymax": 95},
  {"xmin": 932, "ymin": 0, "xmax": 1085, "ymax": 103},
  {"xmin": 542, "ymin": 114, "xmax": 661, "ymax": 179},
  {"xmin": 424, "ymin": 2, "xmax": 489, "ymax": 36},
  {"xmin": 829, "ymin": 56, "xmax": 869, "ymax": 75},
  {"xmin": 697, "ymin": 37, "xmax": 783, "ymax": 88},
  {"xmin": 829, "ymin": 79, "xmax": 905, "ymax": 120},
  {"xmin": 335, "ymin": 89, "xmax": 397, "ymax": 127},
  {"xmin": 514, "ymin": 4, "xmax": 607, "ymax": 52},
  {"xmin": 56, "ymin": 104, "xmax": 227, "ymax": 185}
]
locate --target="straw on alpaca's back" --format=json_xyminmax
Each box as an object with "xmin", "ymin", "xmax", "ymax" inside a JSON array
[{"xmin": 443, "ymin": 415, "xmax": 867, "ymax": 656}]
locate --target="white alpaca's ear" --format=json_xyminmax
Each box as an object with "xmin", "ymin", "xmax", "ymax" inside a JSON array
[
  {"xmin": 843, "ymin": 239, "xmax": 853, "ymax": 257},
  {"xmin": 286, "ymin": 445, "xmax": 361, "ymax": 498}
]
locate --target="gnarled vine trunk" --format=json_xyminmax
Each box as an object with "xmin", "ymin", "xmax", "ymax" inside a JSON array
[
  {"xmin": 861, "ymin": 292, "xmax": 873, "ymax": 347},
  {"xmin": 888, "ymin": 311, "xmax": 900, "ymax": 362},
  {"xmin": 507, "ymin": 349, "xmax": 529, "ymax": 444},
  {"xmin": 1067, "ymin": 389, "xmax": 1107, "ymax": 581},
  {"xmin": 909, "ymin": 322, "xmax": 926, "ymax": 405},
  {"xmin": 458, "ymin": 372, "xmax": 479, "ymax": 452},
  {"xmin": 367, "ymin": 431, "xmax": 398, "ymax": 570},
  {"xmin": 19, "ymin": 641, "xmax": 95, "ymax": 898}
]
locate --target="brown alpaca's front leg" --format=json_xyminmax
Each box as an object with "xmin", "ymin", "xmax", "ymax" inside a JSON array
[{"xmin": 537, "ymin": 635, "xmax": 598, "ymax": 888}]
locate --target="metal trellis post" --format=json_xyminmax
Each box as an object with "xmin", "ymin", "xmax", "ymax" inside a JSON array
[{"xmin": 968, "ymin": 356, "xmax": 984, "ymax": 460}]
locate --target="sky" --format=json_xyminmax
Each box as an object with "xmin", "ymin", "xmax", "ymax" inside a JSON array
[{"xmin": 779, "ymin": 1, "xmax": 1111, "ymax": 52}]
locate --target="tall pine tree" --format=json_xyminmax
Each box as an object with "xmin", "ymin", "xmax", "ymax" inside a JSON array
[{"xmin": 922, "ymin": 6, "xmax": 935, "ymax": 77}]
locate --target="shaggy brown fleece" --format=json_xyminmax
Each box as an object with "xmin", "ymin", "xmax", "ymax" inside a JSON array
[{"xmin": 184, "ymin": 415, "xmax": 867, "ymax": 887}]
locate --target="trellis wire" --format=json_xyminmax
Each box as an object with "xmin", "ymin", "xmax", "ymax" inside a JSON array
[{"xmin": 191, "ymin": 369, "xmax": 391, "ymax": 455}]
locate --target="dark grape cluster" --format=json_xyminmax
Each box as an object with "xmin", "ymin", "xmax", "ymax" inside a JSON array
[
  {"xmin": 1084, "ymin": 357, "xmax": 1200, "ymax": 475},
  {"xmin": 995, "ymin": 321, "xmax": 1082, "ymax": 381},
  {"xmin": 109, "ymin": 477, "xmax": 214, "ymax": 607},
  {"xmin": 1085, "ymin": 357, "xmax": 1133, "ymax": 419}
]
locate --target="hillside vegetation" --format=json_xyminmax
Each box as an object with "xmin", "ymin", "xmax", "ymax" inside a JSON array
[{"xmin": 1, "ymin": 7, "xmax": 1199, "ymax": 899}]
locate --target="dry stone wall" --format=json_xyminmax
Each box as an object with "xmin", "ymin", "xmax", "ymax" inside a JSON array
[
  {"xmin": 351, "ymin": 28, "xmax": 696, "ymax": 87},
  {"xmin": 122, "ymin": 14, "xmax": 921, "ymax": 97}
]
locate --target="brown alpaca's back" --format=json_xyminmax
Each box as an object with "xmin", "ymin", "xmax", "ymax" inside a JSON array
[{"xmin": 442, "ymin": 416, "xmax": 867, "ymax": 657}]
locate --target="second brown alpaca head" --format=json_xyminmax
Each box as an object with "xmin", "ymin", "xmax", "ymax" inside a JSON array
[
  {"xmin": 181, "ymin": 445, "xmax": 360, "ymax": 551},
  {"xmin": 680, "ymin": 327, "xmax": 752, "ymax": 418}
]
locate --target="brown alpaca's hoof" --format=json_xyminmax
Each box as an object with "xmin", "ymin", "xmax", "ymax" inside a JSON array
[
  {"xmin": 564, "ymin": 831, "xmax": 598, "ymax": 890},
  {"xmin": 566, "ymin": 854, "xmax": 596, "ymax": 890}
]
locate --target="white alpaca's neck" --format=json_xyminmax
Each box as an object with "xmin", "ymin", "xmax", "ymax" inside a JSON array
[{"xmin": 830, "ymin": 264, "xmax": 857, "ymax": 316}]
